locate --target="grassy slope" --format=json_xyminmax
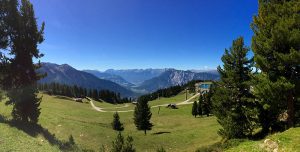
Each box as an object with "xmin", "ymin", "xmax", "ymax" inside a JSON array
[
  {"xmin": 0, "ymin": 98, "xmax": 60, "ymax": 151},
  {"xmin": 226, "ymin": 128, "xmax": 300, "ymax": 152},
  {"xmin": 92, "ymin": 91, "xmax": 197, "ymax": 112},
  {"xmin": 0, "ymin": 93, "xmax": 220, "ymax": 152}
]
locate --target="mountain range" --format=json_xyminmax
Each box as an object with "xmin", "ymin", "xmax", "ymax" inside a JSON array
[
  {"xmin": 104, "ymin": 69, "xmax": 167, "ymax": 85},
  {"xmin": 38, "ymin": 63, "xmax": 135, "ymax": 97},
  {"xmin": 137, "ymin": 69, "xmax": 219, "ymax": 92},
  {"xmin": 82, "ymin": 70, "xmax": 135, "ymax": 88},
  {"xmin": 38, "ymin": 63, "xmax": 220, "ymax": 97}
]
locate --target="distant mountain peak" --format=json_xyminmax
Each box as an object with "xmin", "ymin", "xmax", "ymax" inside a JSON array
[{"xmin": 38, "ymin": 62, "xmax": 135, "ymax": 97}]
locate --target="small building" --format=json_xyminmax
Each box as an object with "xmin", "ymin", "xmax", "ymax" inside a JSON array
[{"xmin": 195, "ymin": 82, "xmax": 213, "ymax": 95}]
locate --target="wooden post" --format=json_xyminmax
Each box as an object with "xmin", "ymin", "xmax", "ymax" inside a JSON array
[
  {"xmin": 185, "ymin": 89, "xmax": 188, "ymax": 100},
  {"xmin": 158, "ymin": 106, "xmax": 160, "ymax": 115}
]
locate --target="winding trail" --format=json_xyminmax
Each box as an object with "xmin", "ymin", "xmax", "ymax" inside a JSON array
[{"xmin": 89, "ymin": 93, "xmax": 200, "ymax": 113}]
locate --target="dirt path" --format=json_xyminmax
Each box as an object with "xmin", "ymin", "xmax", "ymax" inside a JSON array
[{"xmin": 89, "ymin": 93, "xmax": 200, "ymax": 113}]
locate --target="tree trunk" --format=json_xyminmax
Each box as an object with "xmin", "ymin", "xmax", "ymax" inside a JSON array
[
  {"xmin": 287, "ymin": 93, "xmax": 294, "ymax": 128},
  {"xmin": 144, "ymin": 130, "xmax": 147, "ymax": 135}
]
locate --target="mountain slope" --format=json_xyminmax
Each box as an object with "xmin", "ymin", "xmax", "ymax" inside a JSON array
[
  {"xmin": 138, "ymin": 69, "xmax": 219, "ymax": 92},
  {"xmin": 38, "ymin": 63, "xmax": 134, "ymax": 97},
  {"xmin": 104, "ymin": 69, "xmax": 167, "ymax": 85},
  {"xmin": 82, "ymin": 70, "xmax": 135, "ymax": 88}
]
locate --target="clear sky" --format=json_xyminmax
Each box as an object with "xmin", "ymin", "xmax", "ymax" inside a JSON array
[{"xmin": 31, "ymin": 0, "xmax": 258, "ymax": 71}]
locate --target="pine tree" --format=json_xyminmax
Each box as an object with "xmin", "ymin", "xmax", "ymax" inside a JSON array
[
  {"xmin": 198, "ymin": 96, "xmax": 203, "ymax": 116},
  {"xmin": 112, "ymin": 112, "xmax": 124, "ymax": 131},
  {"xmin": 111, "ymin": 132, "xmax": 124, "ymax": 152},
  {"xmin": 202, "ymin": 94, "xmax": 210, "ymax": 117},
  {"xmin": 133, "ymin": 100, "xmax": 153, "ymax": 135},
  {"xmin": 2, "ymin": 0, "xmax": 45, "ymax": 123},
  {"xmin": 212, "ymin": 37, "xmax": 256, "ymax": 139},
  {"xmin": 251, "ymin": 0, "xmax": 300, "ymax": 129},
  {"xmin": 111, "ymin": 132, "xmax": 135, "ymax": 152},
  {"xmin": 122, "ymin": 136, "xmax": 135, "ymax": 152},
  {"xmin": 192, "ymin": 101, "xmax": 198, "ymax": 118}
]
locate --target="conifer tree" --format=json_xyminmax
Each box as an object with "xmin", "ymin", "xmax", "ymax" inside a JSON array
[
  {"xmin": 2, "ymin": 0, "xmax": 45, "ymax": 123},
  {"xmin": 198, "ymin": 96, "xmax": 203, "ymax": 116},
  {"xmin": 112, "ymin": 112, "xmax": 124, "ymax": 131},
  {"xmin": 122, "ymin": 136, "xmax": 135, "ymax": 152},
  {"xmin": 111, "ymin": 132, "xmax": 135, "ymax": 152},
  {"xmin": 192, "ymin": 101, "xmax": 198, "ymax": 118},
  {"xmin": 212, "ymin": 37, "xmax": 256, "ymax": 139},
  {"xmin": 111, "ymin": 132, "xmax": 124, "ymax": 152},
  {"xmin": 202, "ymin": 94, "xmax": 210, "ymax": 117},
  {"xmin": 133, "ymin": 100, "xmax": 153, "ymax": 135},
  {"xmin": 251, "ymin": 0, "xmax": 300, "ymax": 129}
]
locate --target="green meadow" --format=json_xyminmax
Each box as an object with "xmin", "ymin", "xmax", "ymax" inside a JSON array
[{"xmin": 0, "ymin": 93, "xmax": 221, "ymax": 151}]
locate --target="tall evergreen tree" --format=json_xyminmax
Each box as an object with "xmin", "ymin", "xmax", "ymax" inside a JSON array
[
  {"xmin": 0, "ymin": 0, "xmax": 10, "ymax": 91},
  {"xmin": 2, "ymin": 0, "xmax": 45, "ymax": 123},
  {"xmin": 112, "ymin": 112, "xmax": 124, "ymax": 131},
  {"xmin": 198, "ymin": 96, "xmax": 203, "ymax": 116},
  {"xmin": 202, "ymin": 94, "xmax": 211, "ymax": 117},
  {"xmin": 212, "ymin": 37, "xmax": 256, "ymax": 139},
  {"xmin": 192, "ymin": 101, "xmax": 198, "ymax": 118},
  {"xmin": 251, "ymin": 0, "xmax": 300, "ymax": 129},
  {"xmin": 133, "ymin": 100, "xmax": 153, "ymax": 135}
]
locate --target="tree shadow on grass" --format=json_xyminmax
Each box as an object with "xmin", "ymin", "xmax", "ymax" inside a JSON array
[
  {"xmin": 0, "ymin": 115, "xmax": 79, "ymax": 151},
  {"xmin": 152, "ymin": 131, "xmax": 171, "ymax": 135}
]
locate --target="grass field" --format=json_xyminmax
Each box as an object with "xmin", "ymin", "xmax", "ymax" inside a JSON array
[
  {"xmin": 225, "ymin": 127, "xmax": 300, "ymax": 152},
  {"xmin": 0, "ymin": 92, "xmax": 220, "ymax": 152},
  {"xmin": 92, "ymin": 91, "xmax": 197, "ymax": 112}
]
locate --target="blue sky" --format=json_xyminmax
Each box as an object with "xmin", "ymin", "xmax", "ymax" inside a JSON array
[{"xmin": 31, "ymin": 0, "xmax": 258, "ymax": 71}]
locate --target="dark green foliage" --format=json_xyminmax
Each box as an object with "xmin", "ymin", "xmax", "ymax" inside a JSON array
[
  {"xmin": 122, "ymin": 136, "xmax": 135, "ymax": 152},
  {"xmin": 212, "ymin": 37, "xmax": 257, "ymax": 139},
  {"xmin": 0, "ymin": 0, "xmax": 45, "ymax": 123},
  {"xmin": 184, "ymin": 80, "xmax": 203, "ymax": 93},
  {"xmin": 138, "ymin": 85, "xmax": 183, "ymax": 103},
  {"xmin": 111, "ymin": 133, "xmax": 124, "ymax": 152},
  {"xmin": 251, "ymin": 0, "xmax": 300, "ymax": 128},
  {"xmin": 133, "ymin": 100, "xmax": 153, "ymax": 135},
  {"xmin": 38, "ymin": 83, "xmax": 132, "ymax": 104},
  {"xmin": 198, "ymin": 96, "xmax": 203, "ymax": 116},
  {"xmin": 200, "ymin": 94, "xmax": 211, "ymax": 117},
  {"xmin": 112, "ymin": 112, "xmax": 124, "ymax": 131},
  {"xmin": 38, "ymin": 83, "xmax": 87, "ymax": 98},
  {"xmin": 192, "ymin": 101, "xmax": 198, "ymax": 118},
  {"xmin": 111, "ymin": 132, "xmax": 135, "ymax": 152},
  {"xmin": 137, "ymin": 80, "xmax": 205, "ymax": 103},
  {"xmin": 156, "ymin": 147, "xmax": 166, "ymax": 152}
]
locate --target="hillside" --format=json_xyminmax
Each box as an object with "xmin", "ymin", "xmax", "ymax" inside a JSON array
[
  {"xmin": 104, "ymin": 69, "xmax": 167, "ymax": 85},
  {"xmin": 139, "ymin": 69, "xmax": 219, "ymax": 92},
  {"xmin": 226, "ymin": 128, "xmax": 300, "ymax": 152},
  {"xmin": 82, "ymin": 70, "xmax": 135, "ymax": 88},
  {"xmin": 0, "ymin": 93, "xmax": 220, "ymax": 152},
  {"xmin": 38, "ymin": 63, "xmax": 135, "ymax": 97}
]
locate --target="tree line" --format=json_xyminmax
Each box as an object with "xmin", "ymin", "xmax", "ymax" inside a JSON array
[
  {"xmin": 137, "ymin": 80, "xmax": 204, "ymax": 103},
  {"xmin": 38, "ymin": 83, "xmax": 133, "ymax": 104},
  {"xmin": 211, "ymin": 0, "xmax": 300, "ymax": 139},
  {"xmin": 192, "ymin": 93, "xmax": 212, "ymax": 118}
]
